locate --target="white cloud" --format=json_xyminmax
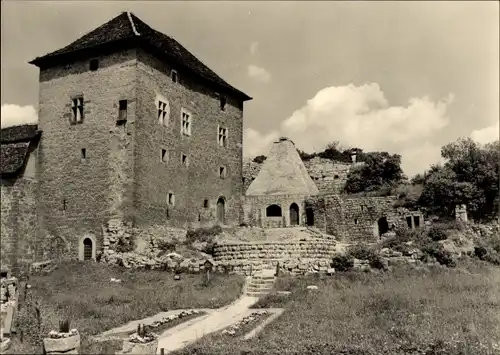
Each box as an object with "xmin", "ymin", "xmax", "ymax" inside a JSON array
[
  {"xmin": 247, "ymin": 64, "xmax": 271, "ymax": 83},
  {"xmin": 250, "ymin": 41, "xmax": 259, "ymax": 56},
  {"xmin": 243, "ymin": 128, "xmax": 279, "ymax": 159},
  {"xmin": 471, "ymin": 122, "xmax": 499, "ymax": 144},
  {"xmin": 244, "ymin": 83, "xmax": 455, "ymax": 176},
  {"xmin": 1, "ymin": 104, "xmax": 38, "ymax": 128}
]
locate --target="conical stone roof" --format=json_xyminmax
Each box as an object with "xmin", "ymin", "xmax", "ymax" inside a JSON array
[{"xmin": 246, "ymin": 137, "xmax": 319, "ymax": 196}]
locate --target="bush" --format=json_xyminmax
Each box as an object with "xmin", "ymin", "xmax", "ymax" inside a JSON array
[
  {"xmin": 185, "ymin": 225, "xmax": 223, "ymax": 244},
  {"xmin": 428, "ymin": 226, "xmax": 448, "ymax": 241},
  {"xmin": 115, "ymin": 235, "xmax": 135, "ymax": 253},
  {"xmin": 346, "ymin": 243, "xmax": 377, "ymax": 261},
  {"xmin": 368, "ymin": 254, "xmax": 387, "ymax": 270},
  {"xmin": 421, "ymin": 242, "xmax": 456, "ymax": 267},
  {"xmin": 331, "ymin": 255, "xmax": 354, "ymax": 272},
  {"xmin": 201, "ymin": 241, "xmax": 216, "ymax": 255},
  {"xmin": 157, "ymin": 239, "xmax": 177, "ymax": 253}
]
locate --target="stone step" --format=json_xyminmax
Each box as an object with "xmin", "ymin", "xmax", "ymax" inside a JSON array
[
  {"xmin": 251, "ymin": 276, "xmax": 275, "ymax": 281},
  {"xmin": 246, "ymin": 285, "xmax": 273, "ymax": 292},
  {"xmin": 246, "ymin": 291, "xmax": 272, "ymax": 297},
  {"xmin": 249, "ymin": 280, "xmax": 275, "ymax": 285}
]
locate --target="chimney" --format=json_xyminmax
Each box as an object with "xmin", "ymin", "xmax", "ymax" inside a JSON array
[{"xmin": 351, "ymin": 153, "xmax": 357, "ymax": 164}]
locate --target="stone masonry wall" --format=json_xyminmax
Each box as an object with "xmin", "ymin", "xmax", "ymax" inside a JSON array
[
  {"xmin": 37, "ymin": 49, "xmax": 139, "ymax": 259},
  {"xmin": 0, "ymin": 178, "xmax": 37, "ymax": 273},
  {"xmin": 213, "ymin": 241, "xmax": 337, "ymax": 275},
  {"xmin": 303, "ymin": 157, "xmax": 353, "ymax": 194},
  {"xmin": 309, "ymin": 195, "xmax": 423, "ymax": 242},
  {"xmin": 243, "ymin": 194, "xmax": 309, "ymax": 228},
  {"xmin": 134, "ymin": 49, "xmax": 245, "ymax": 229}
]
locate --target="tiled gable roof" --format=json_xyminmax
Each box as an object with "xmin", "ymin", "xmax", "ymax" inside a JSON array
[
  {"xmin": 29, "ymin": 12, "xmax": 251, "ymax": 101},
  {"xmin": 1, "ymin": 124, "xmax": 41, "ymax": 176},
  {"xmin": 1, "ymin": 124, "xmax": 40, "ymax": 143}
]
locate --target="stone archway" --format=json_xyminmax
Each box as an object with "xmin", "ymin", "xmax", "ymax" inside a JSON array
[
  {"xmin": 289, "ymin": 203, "xmax": 299, "ymax": 226},
  {"xmin": 216, "ymin": 197, "xmax": 226, "ymax": 225},
  {"xmin": 79, "ymin": 235, "xmax": 96, "ymax": 261}
]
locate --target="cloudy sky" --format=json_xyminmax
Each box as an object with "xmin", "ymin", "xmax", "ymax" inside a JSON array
[{"xmin": 1, "ymin": 1, "xmax": 498, "ymax": 176}]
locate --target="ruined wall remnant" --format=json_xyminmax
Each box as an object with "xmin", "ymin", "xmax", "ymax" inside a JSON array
[{"xmin": 0, "ymin": 178, "xmax": 37, "ymax": 273}]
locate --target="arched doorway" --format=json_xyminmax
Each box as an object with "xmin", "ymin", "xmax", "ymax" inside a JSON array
[
  {"xmin": 377, "ymin": 217, "xmax": 389, "ymax": 236},
  {"xmin": 289, "ymin": 203, "xmax": 299, "ymax": 226},
  {"xmin": 306, "ymin": 207, "xmax": 314, "ymax": 226},
  {"xmin": 83, "ymin": 238, "xmax": 93, "ymax": 261},
  {"xmin": 216, "ymin": 197, "xmax": 226, "ymax": 224}
]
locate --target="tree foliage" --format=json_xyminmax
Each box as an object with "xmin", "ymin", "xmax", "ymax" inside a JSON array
[
  {"xmin": 419, "ymin": 138, "xmax": 499, "ymax": 221},
  {"xmin": 252, "ymin": 155, "xmax": 267, "ymax": 164}
]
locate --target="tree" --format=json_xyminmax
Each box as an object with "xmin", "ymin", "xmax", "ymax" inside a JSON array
[
  {"xmin": 419, "ymin": 138, "xmax": 499, "ymax": 221},
  {"xmin": 344, "ymin": 151, "xmax": 404, "ymax": 193}
]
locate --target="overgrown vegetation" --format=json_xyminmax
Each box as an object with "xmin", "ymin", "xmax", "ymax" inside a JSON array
[
  {"xmin": 175, "ymin": 265, "xmax": 500, "ymax": 355},
  {"xmin": 184, "ymin": 225, "xmax": 223, "ymax": 255},
  {"xmin": 9, "ymin": 261, "xmax": 244, "ymax": 354}
]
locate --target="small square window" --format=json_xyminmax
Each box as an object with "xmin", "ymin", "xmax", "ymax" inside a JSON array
[
  {"xmin": 219, "ymin": 166, "xmax": 226, "ymax": 179},
  {"xmin": 117, "ymin": 100, "xmax": 127, "ymax": 124},
  {"xmin": 161, "ymin": 149, "xmax": 168, "ymax": 163},
  {"xmin": 81, "ymin": 148, "xmax": 86, "ymax": 160},
  {"xmin": 171, "ymin": 70, "xmax": 178, "ymax": 83},
  {"xmin": 168, "ymin": 192, "xmax": 175, "ymax": 206},
  {"xmin": 89, "ymin": 59, "xmax": 99, "ymax": 71},
  {"xmin": 203, "ymin": 199, "xmax": 209, "ymax": 208},
  {"xmin": 181, "ymin": 153, "xmax": 189, "ymax": 167}
]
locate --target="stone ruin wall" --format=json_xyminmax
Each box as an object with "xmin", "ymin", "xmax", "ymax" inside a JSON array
[
  {"xmin": 0, "ymin": 178, "xmax": 37, "ymax": 274},
  {"xmin": 243, "ymin": 157, "xmax": 363, "ymax": 195},
  {"xmin": 309, "ymin": 195, "xmax": 423, "ymax": 242}
]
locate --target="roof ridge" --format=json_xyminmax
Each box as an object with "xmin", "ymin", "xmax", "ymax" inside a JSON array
[{"xmin": 126, "ymin": 11, "xmax": 141, "ymax": 36}]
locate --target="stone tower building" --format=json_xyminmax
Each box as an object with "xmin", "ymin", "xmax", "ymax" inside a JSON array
[{"xmin": 29, "ymin": 12, "xmax": 251, "ymax": 259}]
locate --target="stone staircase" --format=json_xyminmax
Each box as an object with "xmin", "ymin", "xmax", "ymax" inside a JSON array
[{"xmin": 245, "ymin": 269, "xmax": 276, "ymax": 297}]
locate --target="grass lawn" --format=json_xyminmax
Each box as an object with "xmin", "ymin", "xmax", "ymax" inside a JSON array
[
  {"xmin": 9, "ymin": 261, "xmax": 244, "ymax": 354},
  {"xmin": 174, "ymin": 262, "xmax": 500, "ymax": 355}
]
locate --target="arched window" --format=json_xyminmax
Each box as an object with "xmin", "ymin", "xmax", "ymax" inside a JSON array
[
  {"xmin": 266, "ymin": 204, "xmax": 282, "ymax": 217},
  {"xmin": 79, "ymin": 235, "xmax": 96, "ymax": 261},
  {"xmin": 83, "ymin": 238, "xmax": 93, "ymax": 260}
]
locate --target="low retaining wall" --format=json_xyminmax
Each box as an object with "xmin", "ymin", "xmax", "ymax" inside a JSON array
[
  {"xmin": 213, "ymin": 241, "xmax": 338, "ymax": 275},
  {"xmin": 213, "ymin": 241, "xmax": 337, "ymax": 262}
]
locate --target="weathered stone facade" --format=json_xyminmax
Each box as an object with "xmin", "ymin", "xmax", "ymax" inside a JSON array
[
  {"xmin": 28, "ymin": 12, "xmax": 251, "ymax": 261},
  {"xmin": 307, "ymin": 194, "xmax": 424, "ymax": 242},
  {"xmin": 0, "ymin": 178, "xmax": 37, "ymax": 273}
]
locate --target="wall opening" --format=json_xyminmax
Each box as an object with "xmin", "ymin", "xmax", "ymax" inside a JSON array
[
  {"xmin": 89, "ymin": 58, "xmax": 99, "ymax": 71},
  {"xmin": 414, "ymin": 216, "xmax": 420, "ymax": 228},
  {"xmin": 83, "ymin": 238, "xmax": 93, "ymax": 260},
  {"xmin": 203, "ymin": 199, "xmax": 209, "ymax": 208},
  {"xmin": 406, "ymin": 216, "xmax": 413, "ymax": 228},
  {"xmin": 81, "ymin": 148, "xmax": 86, "ymax": 160},
  {"xmin": 289, "ymin": 203, "xmax": 299, "ymax": 226},
  {"xmin": 117, "ymin": 100, "xmax": 128, "ymax": 125},
  {"xmin": 216, "ymin": 197, "xmax": 226, "ymax": 224},
  {"xmin": 306, "ymin": 207, "xmax": 314, "ymax": 226},
  {"xmin": 378, "ymin": 217, "xmax": 389, "ymax": 235},
  {"xmin": 266, "ymin": 204, "xmax": 282, "ymax": 217},
  {"xmin": 354, "ymin": 218, "xmax": 358, "ymax": 225}
]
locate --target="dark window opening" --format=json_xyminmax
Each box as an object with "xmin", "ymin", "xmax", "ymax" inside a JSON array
[
  {"xmin": 219, "ymin": 166, "xmax": 226, "ymax": 179},
  {"xmin": 414, "ymin": 216, "xmax": 420, "ymax": 228},
  {"xmin": 171, "ymin": 70, "xmax": 178, "ymax": 83},
  {"xmin": 203, "ymin": 199, "xmax": 209, "ymax": 208},
  {"xmin": 354, "ymin": 218, "xmax": 358, "ymax": 224},
  {"xmin": 161, "ymin": 149, "xmax": 168, "ymax": 163},
  {"xmin": 220, "ymin": 96, "xmax": 227, "ymax": 111},
  {"xmin": 334, "ymin": 175, "xmax": 339, "ymax": 179},
  {"xmin": 406, "ymin": 216, "xmax": 413, "ymax": 228},
  {"xmin": 81, "ymin": 148, "xmax": 86, "ymax": 160},
  {"xmin": 266, "ymin": 204, "xmax": 282, "ymax": 217},
  {"xmin": 117, "ymin": 100, "xmax": 127, "ymax": 124},
  {"xmin": 89, "ymin": 59, "xmax": 99, "ymax": 71},
  {"xmin": 168, "ymin": 193, "xmax": 175, "ymax": 206},
  {"xmin": 290, "ymin": 203, "xmax": 299, "ymax": 226},
  {"xmin": 361, "ymin": 205, "xmax": 364, "ymax": 212},
  {"xmin": 181, "ymin": 154, "xmax": 188, "ymax": 166},
  {"xmin": 62, "ymin": 199, "xmax": 66, "ymax": 211}
]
